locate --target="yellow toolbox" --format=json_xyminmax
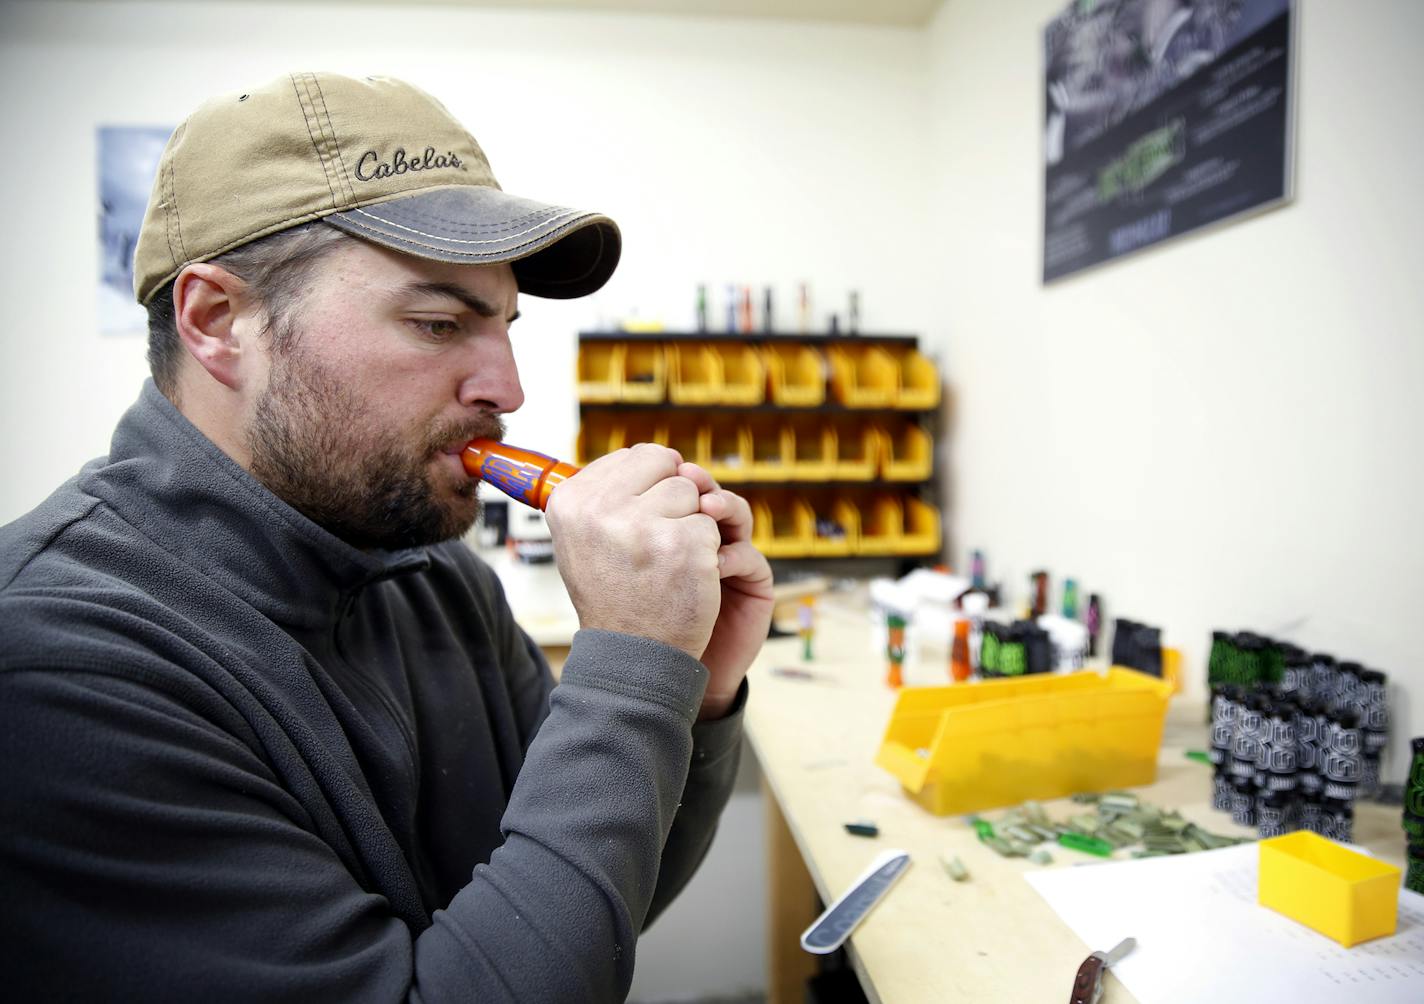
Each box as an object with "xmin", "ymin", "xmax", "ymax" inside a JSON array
[
  {"xmin": 1259, "ymin": 832, "xmax": 1401, "ymax": 947},
  {"xmin": 875, "ymin": 669, "xmax": 1173, "ymax": 815}
]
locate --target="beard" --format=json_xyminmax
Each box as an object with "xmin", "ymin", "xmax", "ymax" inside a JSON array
[{"xmin": 246, "ymin": 330, "xmax": 505, "ymax": 551}]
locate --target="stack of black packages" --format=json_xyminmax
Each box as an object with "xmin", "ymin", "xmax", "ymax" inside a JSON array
[
  {"xmin": 1205, "ymin": 632, "xmax": 1389, "ymax": 843},
  {"xmin": 1405, "ymin": 738, "xmax": 1424, "ymax": 895},
  {"xmin": 977, "ymin": 621, "xmax": 1053, "ymax": 679},
  {"xmin": 1111, "ymin": 618, "xmax": 1163, "ymax": 677}
]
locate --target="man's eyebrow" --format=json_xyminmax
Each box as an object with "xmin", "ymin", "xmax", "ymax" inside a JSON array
[{"xmin": 397, "ymin": 281, "xmax": 517, "ymax": 322}]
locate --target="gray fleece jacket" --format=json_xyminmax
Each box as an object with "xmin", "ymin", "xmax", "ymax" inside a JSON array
[{"xmin": 0, "ymin": 380, "xmax": 744, "ymax": 1003}]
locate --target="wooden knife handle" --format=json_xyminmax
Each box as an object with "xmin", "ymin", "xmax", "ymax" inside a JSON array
[{"xmin": 1069, "ymin": 955, "xmax": 1104, "ymax": 1004}]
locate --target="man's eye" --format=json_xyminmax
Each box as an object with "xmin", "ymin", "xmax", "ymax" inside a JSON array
[{"xmin": 411, "ymin": 318, "xmax": 462, "ymax": 341}]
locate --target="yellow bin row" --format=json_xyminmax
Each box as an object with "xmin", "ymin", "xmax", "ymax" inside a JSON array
[
  {"xmin": 747, "ymin": 490, "xmax": 941, "ymax": 558},
  {"xmin": 576, "ymin": 414, "xmax": 932, "ymax": 482},
  {"xmin": 578, "ymin": 341, "xmax": 939, "ymax": 409},
  {"xmin": 875, "ymin": 668, "xmax": 1173, "ymax": 816}
]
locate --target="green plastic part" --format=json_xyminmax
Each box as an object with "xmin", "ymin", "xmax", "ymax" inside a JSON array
[{"xmin": 1057, "ymin": 831, "xmax": 1115, "ymax": 857}]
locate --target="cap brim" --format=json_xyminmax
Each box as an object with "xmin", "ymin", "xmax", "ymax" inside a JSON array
[{"xmin": 325, "ymin": 186, "xmax": 620, "ymax": 299}]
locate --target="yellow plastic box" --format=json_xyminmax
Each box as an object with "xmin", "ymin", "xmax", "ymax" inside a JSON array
[
  {"xmin": 878, "ymin": 422, "xmax": 933, "ymax": 481},
  {"xmin": 828, "ymin": 345, "xmax": 899, "ymax": 408},
  {"xmin": 830, "ymin": 417, "xmax": 879, "ymax": 481},
  {"xmin": 578, "ymin": 342, "xmax": 623, "ymax": 402},
  {"xmin": 892, "ymin": 347, "xmax": 941, "ymax": 410},
  {"xmin": 857, "ymin": 493, "xmax": 902, "ymax": 555},
  {"xmin": 765, "ymin": 344, "xmax": 826, "ymax": 407},
  {"xmin": 575, "ymin": 413, "xmax": 619, "ymax": 465},
  {"xmin": 746, "ymin": 416, "xmax": 793, "ymax": 481},
  {"xmin": 752, "ymin": 494, "xmax": 815, "ymax": 558},
  {"xmin": 614, "ymin": 414, "xmax": 662, "ymax": 451},
  {"xmin": 1259, "ymin": 832, "xmax": 1401, "ymax": 947},
  {"xmin": 714, "ymin": 342, "xmax": 766, "ymax": 406},
  {"xmin": 875, "ymin": 668, "xmax": 1174, "ymax": 815},
  {"xmin": 667, "ymin": 344, "xmax": 723, "ymax": 404},
  {"xmin": 808, "ymin": 494, "xmax": 860, "ymax": 557},
  {"xmin": 659, "ymin": 414, "xmax": 707, "ymax": 469},
  {"xmin": 896, "ymin": 497, "xmax": 941, "ymax": 555},
  {"xmin": 620, "ymin": 341, "xmax": 666, "ymax": 403},
  {"xmin": 705, "ymin": 417, "xmax": 751, "ymax": 482},
  {"xmin": 787, "ymin": 416, "xmax": 836, "ymax": 481}
]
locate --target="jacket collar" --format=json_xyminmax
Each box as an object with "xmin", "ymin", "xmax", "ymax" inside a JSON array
[{"xmin": 89, "ymin": 380, "xmax": 431, "ymax": 630}]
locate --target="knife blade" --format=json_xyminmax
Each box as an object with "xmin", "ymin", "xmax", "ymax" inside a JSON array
[{"xmin": 1068, "ymin": 936, "xmax": 1135, "ymax": 1004}]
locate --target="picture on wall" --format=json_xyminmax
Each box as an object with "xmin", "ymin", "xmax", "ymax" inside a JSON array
[
  {"xmin": 98, "ymin": 125, "xmax": 172, "ymax": 334},
  {"xmin": 1042, "ymin": 0, "xmax": 1295, "ymax": 282}
]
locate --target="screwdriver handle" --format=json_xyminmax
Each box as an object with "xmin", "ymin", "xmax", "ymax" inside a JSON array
[{"xmin": 461, "ymin": 439, "xmax": 581, "ymax": 511}]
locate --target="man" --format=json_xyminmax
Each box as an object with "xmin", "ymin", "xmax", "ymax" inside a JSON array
[{"xmin": 0, "ymin": 72, "xmax": 773, "ymax": 1001}]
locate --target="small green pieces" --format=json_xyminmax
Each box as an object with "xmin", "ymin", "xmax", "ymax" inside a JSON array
[
  {"xmin": 1029, "ymin": 848, "xmax": 1054, "ymax": 866},
  {"xmin": 1057, "ymin": 832, "xmax": 1115, "ymax": 857},
  {"xmin": 1185, "ymin": 750, "xmax": 1212, "ymax": 765},
  {"xmin": 968, "ymin": 816, "xmax": 996, "ymax": 841},
  {"xmin": 941, "ymin": 853, "xmax": 970, "ymax": 882}
]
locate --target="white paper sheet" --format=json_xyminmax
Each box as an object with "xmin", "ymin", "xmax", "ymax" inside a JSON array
[{"xmin": 1026, "ymin": 844, "xmax": 1424, "ymax": 1003}]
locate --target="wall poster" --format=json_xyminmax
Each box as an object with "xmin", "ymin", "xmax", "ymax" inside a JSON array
[{"xmin": 1043, "ymin": 0, "xmax": 1295, "ymax": 282}]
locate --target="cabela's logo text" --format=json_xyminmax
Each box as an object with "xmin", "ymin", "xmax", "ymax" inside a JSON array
[{"xmin": 355, "ymin": 146, "xmax": 465, "ymax": 181}]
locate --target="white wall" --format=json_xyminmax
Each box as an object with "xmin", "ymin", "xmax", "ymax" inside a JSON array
[
  {"xmin": 0, "ymin": 0, "xmax": 935, "ymax": 524},
  {"xmin": 926, "ymin": 0, "xmax": 1424, "ymax": 774}
]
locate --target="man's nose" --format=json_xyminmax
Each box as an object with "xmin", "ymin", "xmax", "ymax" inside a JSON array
[{"xmin": 456, "ymin": 333, "xmax": 525, "ymax": 414}]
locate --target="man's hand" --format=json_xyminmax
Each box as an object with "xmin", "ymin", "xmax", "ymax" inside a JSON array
[
  {"xmin": 676, "ymin": 462, "xmax": 773, "ymax": 721},
  {"xmin": 546, "ymin": 444, "xmax": 723, "ymax": 661}
]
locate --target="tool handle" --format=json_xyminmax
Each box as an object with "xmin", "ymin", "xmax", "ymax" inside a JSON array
[
  {"xmin": 461, "ymin": 439, "xmax": 581, "ymax": 511},
  {"xmin": 1068, "ymin": 955, "xmax": 1104, "ymax": 1004}
]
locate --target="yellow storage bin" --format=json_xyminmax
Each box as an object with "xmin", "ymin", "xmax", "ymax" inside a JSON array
[
  {"xmin": 807, "ymin": 493, "xmax": 860, "ymax": 557},
  {"xmin": 752, "ymin": 494, "xmax": 815, "ymax": 558},
  {"xmin": 575, "ymin": 413, "xmax": 619, "ymax": 464},
  {"xmin": 667, "ymin": 344, "xmax": 723, "ymax": 404},
  {"xmin": 705, "ymin": 416, "xmax": 751, "ymax": 482},
  {"xmin": 578, "ymin": 342, "xmax": 623, "ymax": 403},
  {"xmin": 830, "ymin": 416, "xmax": 878, "ymax": 481},
  {"xmin": 614, "ymin": 414, "xmax": 662, "ymax": 451},
  {"xmin": 787, "ymin": 416, "xmax": 836, "ymax": 481},
  {"xmin": 897, "ymin": 497, "xmax": 941, "ymax": 555},
  {"xmin": 1259, "ymin": 832, "xmax": 1401, "ymax": 947},
  {"xmin": 620, "ymin": 341, "xmax": 666, "ymax": 403},
  {"xmin": 659, "ymin": 414, "xmax": 707, "ymax": 468},
  {"xmin": 892, "ymin": 347, "xmax": 941, "ymax": 409},
  {"xmin": 828, "ymin": 345, "xmax": 898, "ymax": 408},
  {"xmin": 746, "ymin": 416, "xmax": 793, "ymax": 481},
  {"xmin": 878, "ymin": 422, "xmax": 932, "ymax": 481},
  {"xmin": 765, "ymin": 344, "xmax": 826, "ymax": 407},
  {"xmin": 714, "ymin": 342, "xmax": 766, "ymax": 406},
  {"xmin": 875, "ymin": 668, "xmax": 1174, "ymax": 816},
  {"xmin": 857, "ymin": 493, "xmax": 902, "ymax": 555}
]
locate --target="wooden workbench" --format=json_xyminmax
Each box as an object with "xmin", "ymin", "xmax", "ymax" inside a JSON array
[{"xmin": 743, "ymin": 591, "xmax": 1408, "ymax": 1003}]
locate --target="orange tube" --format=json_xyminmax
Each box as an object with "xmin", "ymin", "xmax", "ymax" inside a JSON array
[{"xmin": 461, "ymin": 439, "xmax": 581, "ymax": 512}]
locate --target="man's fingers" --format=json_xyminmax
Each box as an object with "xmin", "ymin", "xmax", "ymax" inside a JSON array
[
  {"xmin": 578, "ymin": 442, "xmax": 685, "ymax": 496},
  {"xmin": 639, "ymin": 474, "xmax": 702, "ymax": 518},
  {"xmin": 717, "ymin": 540, "xmax": 773, "ymax": 589},
  {"xmin": 677, "ymin": 461, "xmax": 718, "ymax": 495},
  {"xmin": 699, "ymin": 488, "xmax": 753, "ymax": 543}
]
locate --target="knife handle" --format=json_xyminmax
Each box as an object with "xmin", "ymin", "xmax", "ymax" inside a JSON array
[{"xmin": 1069, "ymin": 954, "xmax": 1104, "ymax": 1004}]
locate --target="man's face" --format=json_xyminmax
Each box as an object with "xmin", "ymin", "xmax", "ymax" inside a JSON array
[{"xmin": 245, "ymin": 239, "xmax": 523, "ymax": 550}]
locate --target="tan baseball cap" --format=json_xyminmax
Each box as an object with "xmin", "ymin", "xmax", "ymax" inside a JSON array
[{"xmin": 133, "ymin": 71, "xmax": 620, "ymax": 304}]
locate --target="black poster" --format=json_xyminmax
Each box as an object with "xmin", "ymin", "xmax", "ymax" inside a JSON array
[{"xmin": 1043, "ymin": 0, "xmax": 1295, "ymax": 282}]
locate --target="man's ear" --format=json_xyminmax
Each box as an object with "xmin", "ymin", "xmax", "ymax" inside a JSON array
[{"xmin": 173, "ymin": 263, "xmax": 255, "ymax": 390}]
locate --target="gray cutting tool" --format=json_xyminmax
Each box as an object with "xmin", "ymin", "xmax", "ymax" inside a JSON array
[
  {"xmin": 800, "ymin": 849, "xmax": 911, "ymax": 955},
  {"xmin": 1068, "ymin": 936, "xmax": 1136, "ymax": 1004}
]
